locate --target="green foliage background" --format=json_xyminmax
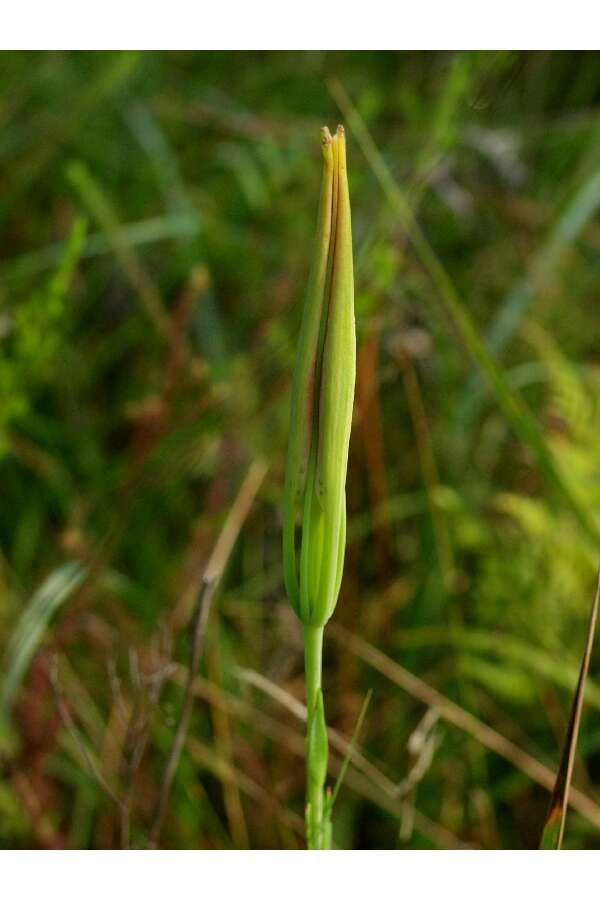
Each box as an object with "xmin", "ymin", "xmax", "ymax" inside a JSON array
[{"xmin": 1, "ymin": 50, "xmax": 600, "ymax": 849}]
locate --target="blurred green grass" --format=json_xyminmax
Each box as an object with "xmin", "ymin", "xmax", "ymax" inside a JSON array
[{"xmin": 1, "ymin": 50, "xmax": 600, "ymax": 849}]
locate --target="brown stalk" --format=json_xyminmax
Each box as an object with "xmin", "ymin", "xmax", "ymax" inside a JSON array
[
  {"xmin": 148, "ymin": 458, "xmax": 267, "ymax": 847},
  {"xmin": 540, "ymin": 570, "xmax": 600, "ymax": 848}
]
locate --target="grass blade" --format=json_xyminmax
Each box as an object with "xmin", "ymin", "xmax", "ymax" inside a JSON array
[
  {"xmin": 329, "ymin": 688, "xmax": 372, "ymax": 808},
  {"xmin": 539, "ymin": 571, "xmax": 600, "ymax": 849},
  {"xmin": 1, "ymin": 561, "xmax": 86, "ymax": 714}
]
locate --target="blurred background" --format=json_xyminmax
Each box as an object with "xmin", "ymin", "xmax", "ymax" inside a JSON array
[{"xmin": 1, "ymin": 50, "xmax": 600, "ymax": 849}]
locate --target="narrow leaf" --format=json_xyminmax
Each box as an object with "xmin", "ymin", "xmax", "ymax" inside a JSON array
[
  {"xmin": 1, "ymin": 561, "xmax": 86, "ymax": 715},
  {"xmin": 329, "ymin": 688, "xmax": 372, "ymax": 808}
]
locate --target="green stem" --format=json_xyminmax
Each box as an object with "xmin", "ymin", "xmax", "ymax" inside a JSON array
[
  {"xmin": 304, "ymin": 624, "xmax": 328, "ymax": 849},
  {"xmin": 304, "ymin": 624, "xmax": 323, "ymax": 712}
]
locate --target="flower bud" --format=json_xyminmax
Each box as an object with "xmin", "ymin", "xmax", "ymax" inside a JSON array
[{"xmin": 283, "ymin": 125, "xmax": 355, "ymax": 627}]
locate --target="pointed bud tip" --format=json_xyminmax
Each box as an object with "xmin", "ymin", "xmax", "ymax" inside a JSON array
[{"xmin": 321, "ymin": 125, "xmax": 345, "ymax": 144}]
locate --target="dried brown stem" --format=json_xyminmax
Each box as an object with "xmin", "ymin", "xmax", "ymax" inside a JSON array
[
  {"xmin": 148, "ymin": 458, "xmax": 267, "ymax": 847},
  {"xmin": 541, "ymin": 570, "xmax": 600, "ymax": 848}
]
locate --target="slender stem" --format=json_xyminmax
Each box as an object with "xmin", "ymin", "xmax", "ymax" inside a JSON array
[
  {"xmin": 304, "ymin": 624, "xmax": 323, "ymax": 711},
  {"xmin": 304, "ymin": 624, "xmax": 326, "ymax": 848},
  {"xmin": 149, "ymin": 577, "xmax": 212, "ymax": 847}
]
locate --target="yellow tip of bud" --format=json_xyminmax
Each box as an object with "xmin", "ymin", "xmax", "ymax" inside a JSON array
[{"xmin": 321, "ymin": 126, "xmax": 333, "ymax": 145}]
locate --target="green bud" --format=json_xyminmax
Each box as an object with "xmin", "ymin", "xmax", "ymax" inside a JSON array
[{"xmin": 283, "ymin": 125, "xmax": 355, "ymax": 627}]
